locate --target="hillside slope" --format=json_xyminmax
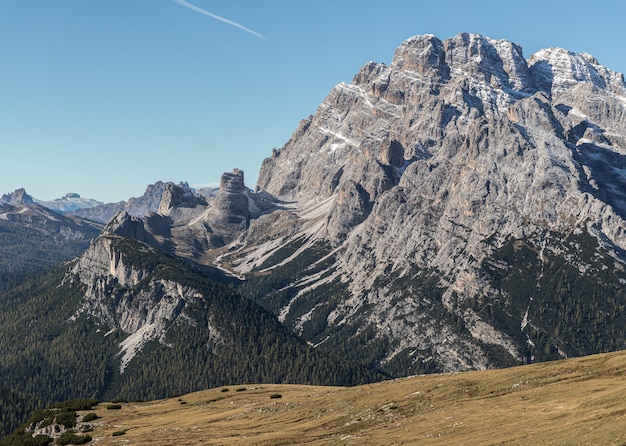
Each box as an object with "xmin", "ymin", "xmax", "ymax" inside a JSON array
[
  {"xmin": 0, "ymin": 219, "xmax": 378, "ymax": 435},
  {"xmin": 0, "ymin": 193, "xmax": 101, "ymax": 291},
  {"xmin": 11, "ymin": 349, "xmax": 626, "ymax": 445}
]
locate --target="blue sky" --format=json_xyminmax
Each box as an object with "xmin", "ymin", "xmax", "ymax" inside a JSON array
[{"xmin": 1, "ymin": 0, "xmax": 625, "ymax": 203}]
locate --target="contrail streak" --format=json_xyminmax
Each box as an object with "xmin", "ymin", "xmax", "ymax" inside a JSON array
[{"xmin": 172, "ymin": 0, "xmax": 266, "ymax": 41}]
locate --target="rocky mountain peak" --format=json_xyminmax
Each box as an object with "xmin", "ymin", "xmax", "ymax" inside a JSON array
[
  {"xmin": 220, "ymin": 169, "xmax": 245, "ymax": 194},
  {"xmin": 69, "ymin": 181, "xmax": 192, "ymax": 223},
  {"xmin": 157, "ymin": 183, "xmax": 206, "ymax": 216},
  {"xmin": 1, "ymin": 188, "xmax": 35, "ymax": 205},
  {"xmin": 529, "ymin": 46, "xmax": 626, "ymax": 97},
  {"xmin": 240, "ymin": 33, "xmax": 626, "ymax": 373},
  {"xmin": 389, "ymin": 33, "xmax": 448, "ymax": 79},
  {"xmin": 209, "ymin": 169, "xmax": 250, "ymax": 234},
  {"xmin": 33, "ymin": 192, "xmax": 104, "ymax": 213},
  {"xmin": 444, "ymin": 33, "xmax": 531, "ymax": 91},
  {"xmin": 388, "ymin": 33, "xmax": 532, "ymax": 92},
  {"xmin": 103, "ymin": 211, "xmax": 149, "ymax": 243},
  {"xmin": 258, "ymin": 33, "xmax": 626, "ymax": 203}
]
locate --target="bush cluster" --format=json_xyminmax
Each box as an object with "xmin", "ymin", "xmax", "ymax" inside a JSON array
[
  {"xmin": 56, "ymin": 431, "xmax": 92, "ymax": 445},
  {"xmin": 81, "ymin": 413, "xmax": 98, "ymax": 423}
]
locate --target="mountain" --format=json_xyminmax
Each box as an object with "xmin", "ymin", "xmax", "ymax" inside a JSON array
[
  {"xmin": 0, "ymin": 182, "xmax": 376, "ymax": 436},
  {"xmin": 0, "ymin": 182, "xmax": 189, "ymax": 292},
  {"xmin": 1, "ymin": 189, "xmax": 104, "ymax": 213},
  {"xmin": 0, "ymin": 188, "xmax": 34, "ymax": 205},
  {"xmin": 0, "ymin": 189, "xmax": 102, "ymax": 292},
  {"xmin": 34, "ymin": 193, "xmax": 104, "ymax": 213},
  {"xmin": 239, "ymin": 33, "xmax": 626, "ymax": 373},
  {"xmin": 68, "ymin": 181, "xmax": 194, "ymax": 223},
  {"xmin": 3, "ymin": 31, "xmax": 626, "ymax": 438}
]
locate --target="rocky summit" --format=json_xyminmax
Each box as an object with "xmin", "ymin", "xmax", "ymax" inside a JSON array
[
  {"xmin": 231, "ymin": 33, "xmax": 626, "ymax": 373},
  {"xmin": 25, "ymin": 33, "xmax": 626, "ymax": 377}
]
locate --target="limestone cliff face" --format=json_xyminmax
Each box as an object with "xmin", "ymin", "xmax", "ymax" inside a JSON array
[
  {"xmin": 246, "ymin": 33, "xmax": 626, "ymax": 372},
  {"xmin": 103, "ymin": 211, "xmax": 151, "ymax": 243},
  {"xmin": 70, "ymin": 234, "xmax": 203, "ymax": 372},
  {"xmin": 255, "ymin": 32, "xmax": 626, "ymax": 268},
  {"xmin": 208, "ymin": 169, "xmax": 250, "ymax": 233},
  {"xmin": 157, "ymin": 183, "xmax": 207, "ymax": 216}
]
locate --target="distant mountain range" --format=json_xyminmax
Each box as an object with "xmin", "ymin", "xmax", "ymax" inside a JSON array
[
  {"xmin": 3, "ymin": 32, "xmax": 626, "ymax": 439},
  {"xmin": 1, "ymin": 182, "xmax": 203, "ymax": 223},
  {"xmin": 34, "ymin": 193, "xmax": 104, "ymax": 213},
  {"xmin": 0, "ymin": 189, "xmax": 102, "ymax": 292}
]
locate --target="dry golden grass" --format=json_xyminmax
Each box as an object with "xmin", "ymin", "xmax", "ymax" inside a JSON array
[{"xmin": 79, "ymin": 351, "xmax": 626, "ymax": 445}]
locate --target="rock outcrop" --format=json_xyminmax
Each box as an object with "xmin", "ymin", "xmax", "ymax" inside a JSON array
[
  {"xmin": 1, "ymin": 188, "xmax": 35, "ymax": 205},
  {"xmin": 207, "ymin": 169, "xmax": 250, "ymax": 233},
  {"xmin": 157, "ymin": 183, "xmax": 206, "ymax": 216},
  {"xmin": 103, "ymin": 211, "xmax": 151, "ymax": 243}
]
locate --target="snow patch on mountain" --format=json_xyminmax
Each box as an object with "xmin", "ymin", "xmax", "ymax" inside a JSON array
[{"xmin": 35, "ymin": 193, "xmax": 104, "ymax": 213}]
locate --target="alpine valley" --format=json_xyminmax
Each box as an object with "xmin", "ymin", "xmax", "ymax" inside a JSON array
[{"xmin": 2, "ymin": 32, "xmax": 626, "ymax": 440}]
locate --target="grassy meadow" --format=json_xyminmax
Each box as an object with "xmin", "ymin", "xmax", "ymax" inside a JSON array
[{"xmin": 73, "ymin": 350, "xmax": 626, "ymax": 445}]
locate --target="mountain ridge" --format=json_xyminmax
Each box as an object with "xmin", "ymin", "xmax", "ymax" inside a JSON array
[{"xmin": 0, "ymin": 195, "xmax": 102, "ymax": 292}]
